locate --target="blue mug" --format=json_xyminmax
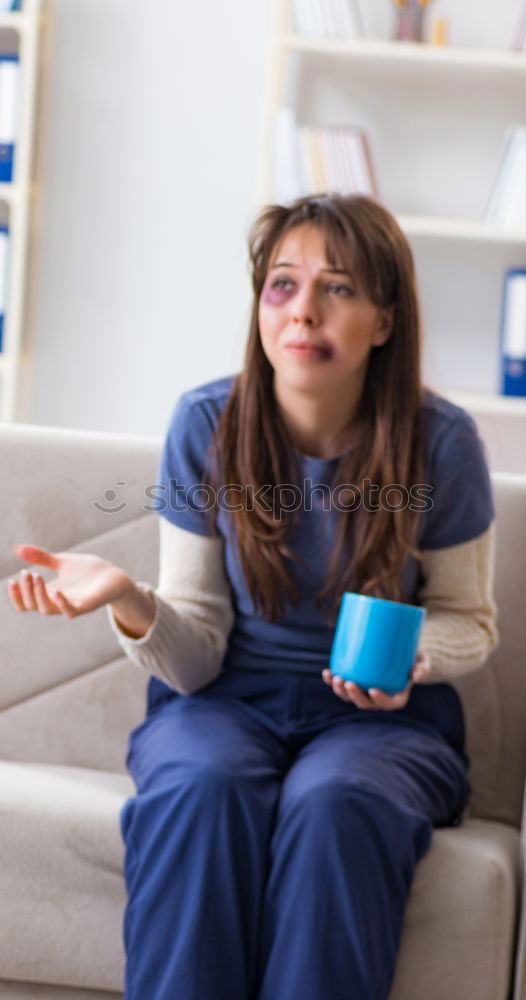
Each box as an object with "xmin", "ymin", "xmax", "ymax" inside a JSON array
[{"xmin": 329, "ymin": 593, "xmax": 427, "ymax": 694}]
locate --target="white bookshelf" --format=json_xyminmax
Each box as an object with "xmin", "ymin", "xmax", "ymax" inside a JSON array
[
  {"xmin": 258, "ymin": 1, "xmax": 526, "ymax": 423},
  {"xmin": 0, "ymin": 0, "xmax": 44, "ymax": 423}
]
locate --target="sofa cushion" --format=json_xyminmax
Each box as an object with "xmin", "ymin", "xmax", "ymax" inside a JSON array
[
  {"xmin": 0, "ymin": 763, "xmax": 132, "ymax": 993},
  {"xmin": 391, "ymin": 819, "xmax": 520, "ymax": 1000},
  {"xmin": 0, "ymin": 984, "xmax": 118, "ymax": 999},
  {"xmin": 0, "ymin": 762, "xmax": 520, "ymax": 998}
]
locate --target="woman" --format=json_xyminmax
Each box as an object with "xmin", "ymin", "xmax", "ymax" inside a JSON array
[{"xmin": 8, "ymin": 194, "xmax": 498, "ymax": 1000}]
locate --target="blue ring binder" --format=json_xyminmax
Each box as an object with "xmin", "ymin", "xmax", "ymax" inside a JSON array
[{"xmin": 499, "ymin": 267, "xmax": 526, "ymax": 397}]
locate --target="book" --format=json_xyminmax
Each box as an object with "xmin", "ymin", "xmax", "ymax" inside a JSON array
[
  {"xmin": 500, "ymin": 269, "xmax": 526, "ymax": 396},
  {"xmin": 485, "ymin": 129, "xmax": 515, "ymax": 224},
  {"xmin": 0, "ymin": 55, "xmax": 19, "ymax": 182},
  {"xmin": 0, "ymin": 225, "xmax": 8, "ymax": 352},
  {"xmin": 335, "ymin": 126, "xmax": 354, "ymax": 190},
  {"xmin": 292, "ymin": 0, "xmax": 320, "ymax": 35},
  {"xmin": 510, "ymin": 0, "xmax": 526, "ymax": 50},
  {"xmin": 484, "ymin": 127, "xmax": 526, "ymax": 229},
  {"xmin": 309, "ymin": 126, "xmax": 326, "ymax": 190},
  {"xmin": 272, "ymin": 111, "xmax": 378, "ymax": 201},
  {"xmin": 342, "ymin": 127, "xmax": 377, "ymax": 195},
  {"xmin": 328, "ymin": 127, "xmax": 348, "ymax": 191},
  {"xmin": 292, "ymin": 0, "xmax": 364, "ymax": 37},
  {"xmin": 0, "ymin": 1, "xmax": 22, "ymax": 9},
  {"xmin": 339, "ymin": 0, "xmax": 364, "ymax": 37},
  {"xmin": 319, "ymin": 0, "xmax": 338, "ymax": 35},
  {"xmin": 297, "ymin": 125, "xmax": 316, "ymax": 192},
  {"xmin": 277, "ymin": 116, "xmax": 378, "ymax": 198}
]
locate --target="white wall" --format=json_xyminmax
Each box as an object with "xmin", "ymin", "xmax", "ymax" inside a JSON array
[
  {"xmin": 29, "ymin": 0, "xmax": 272, "ymax": 435},
  {"xmin": 27, "ymin": 0, "xmax": 525, "ymax": 435}
]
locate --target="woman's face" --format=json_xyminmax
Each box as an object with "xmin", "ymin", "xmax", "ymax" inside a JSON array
[{"xmin": 258, "ymin": 223, "xmax": 393, "ymax": 393}]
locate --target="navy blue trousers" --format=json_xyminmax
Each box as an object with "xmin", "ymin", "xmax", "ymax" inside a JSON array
[{"xmin": 120, "ymin": 668, "xmax": 469, "ymax": 1000}]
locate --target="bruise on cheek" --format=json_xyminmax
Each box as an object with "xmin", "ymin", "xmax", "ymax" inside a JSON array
[{"xmin": 261, "ymin": 284, "xmax": 290, "ymax": 306}]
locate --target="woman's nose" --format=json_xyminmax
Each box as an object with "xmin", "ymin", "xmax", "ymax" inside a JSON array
[{"xmin": 291, "ymin": 286, "xmax": 319, "ymax": 325}]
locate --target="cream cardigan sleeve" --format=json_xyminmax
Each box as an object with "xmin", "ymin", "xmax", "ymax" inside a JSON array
[
  {"xmin": 416, "ymin": 522, "xmax": 499, "ymax": 682},
  {"xmin": 106, "ymin": 517, "xmax": 234, "ymax": 695}
]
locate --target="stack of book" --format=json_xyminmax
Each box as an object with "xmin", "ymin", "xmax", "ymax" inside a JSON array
[
  {"xmin": 272, "ymin": 109, "xmax": 378, "ymax": 203},
  {"xmin": 510, "ymin": 0, "xmax": 526, "ymax": 49},
  {"xmin": 292, "ymin": 0, "xmax": 364, "ymax": 37},
  {"xmin": 484, "ymin": 127, "xmax": 526, "ymax": 229},
  {"xmin": 0, "ymin": 54, "xmax": 19, "ymax": 182}
]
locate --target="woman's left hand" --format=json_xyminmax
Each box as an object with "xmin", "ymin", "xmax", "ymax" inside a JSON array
[{"xmin": 321, "ymin": 650, "xmax": 431, "ymax": 711}]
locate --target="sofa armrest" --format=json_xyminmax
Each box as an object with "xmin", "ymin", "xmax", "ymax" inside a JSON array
[{"xmin": 514, "ymin": 784, "xmax": 526, "ymax": 1000}]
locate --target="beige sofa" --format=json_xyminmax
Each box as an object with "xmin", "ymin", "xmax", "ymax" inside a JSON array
[{"xmin": 0, "ymin": 422, "xmax": 525, "ymax": 1000}]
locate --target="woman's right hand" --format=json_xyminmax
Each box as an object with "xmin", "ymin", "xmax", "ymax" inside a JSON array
[{"xmin": 7, "ymin": 544, "xmax": 133, "ymax": 618}]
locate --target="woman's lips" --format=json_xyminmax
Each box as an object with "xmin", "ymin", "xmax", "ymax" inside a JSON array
[{"xmin": 285, "ymin": 342, "xmax": 333, "ymax": 361}]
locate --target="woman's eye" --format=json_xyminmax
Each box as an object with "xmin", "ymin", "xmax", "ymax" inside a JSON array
[{"xmin": 269, "ymin": 279, "xmax": 353, "ymax": 296}]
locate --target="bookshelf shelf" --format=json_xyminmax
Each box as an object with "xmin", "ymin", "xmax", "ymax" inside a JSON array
[
  {"xmin": 447, "ymin": 390, "xmax": 526, "ymax": 417},
  {"xmin": 397, "ymin": 215, "xmax": 526, "ymax": 244},
  {"xmin": 0, "ymin": 13, "xmax": 30, "ymax": 32},
  {"xmin": 279, "ymin": 34, "xmax": 526, "ymax": 74},
  {"xmin": 0, "ymin": 183, "xmax": 22, "ymax": 205}
]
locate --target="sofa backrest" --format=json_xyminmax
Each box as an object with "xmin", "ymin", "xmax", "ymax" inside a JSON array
[
  {"xmin": 0, "ymin": 424, "xmax": 158, "ymax": 775},
  {"xmin": 0, "ymin": 424, "xmax": 525, "ymax": 826},
  {"xmin": 459, "ymin": 399, "xmax": 526, "ymax": 476},
  {"xmin": 455, "ymin": 472, "xmax": 526, "ymax": 827}
]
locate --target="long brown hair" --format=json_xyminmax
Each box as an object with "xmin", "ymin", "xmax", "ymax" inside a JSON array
[{"xmin": 207, "ymin": 193, "xmax": 425, "ymax": 623}]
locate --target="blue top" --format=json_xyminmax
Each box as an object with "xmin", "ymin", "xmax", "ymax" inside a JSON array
[{"xmin": 154, "ymin": 375, "xmax": 494, "ymax": 678}]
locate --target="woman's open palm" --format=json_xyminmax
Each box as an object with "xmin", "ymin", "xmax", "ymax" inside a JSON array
[{"xmin": 8, "ymin": 545, "xmax": 131, "ymax": 618}]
